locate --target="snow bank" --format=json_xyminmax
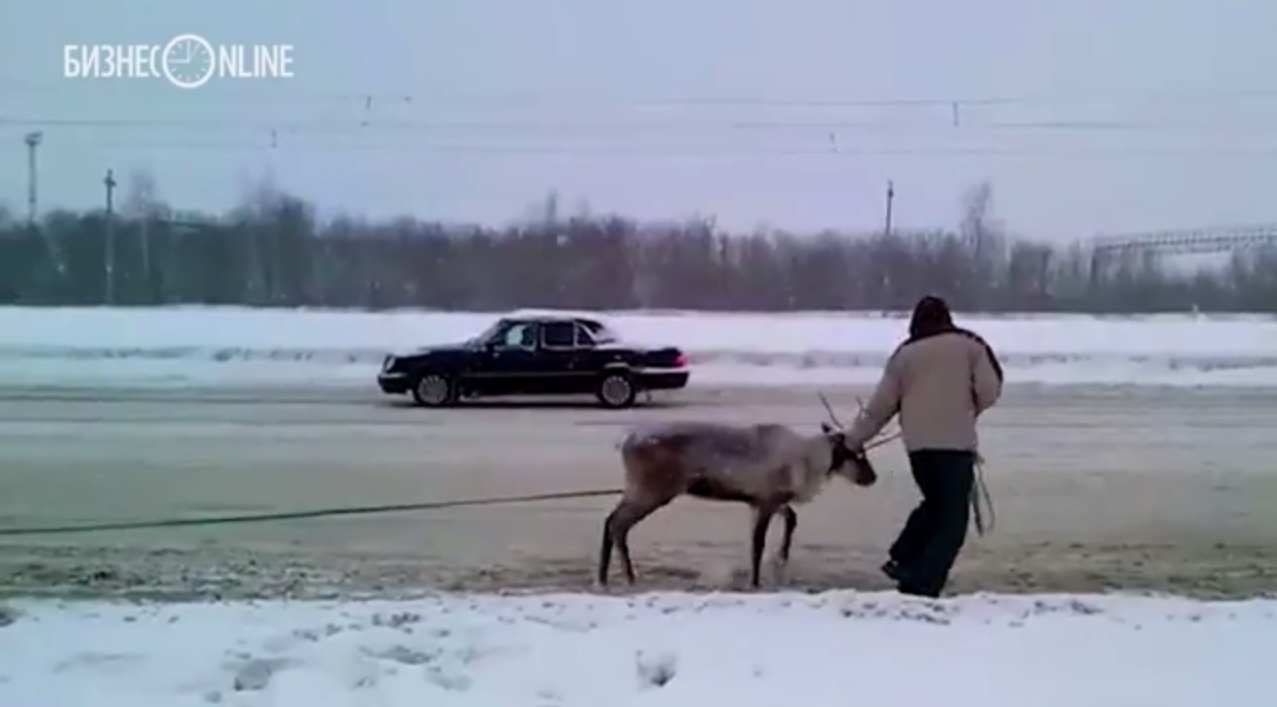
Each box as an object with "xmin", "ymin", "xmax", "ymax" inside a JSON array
[
  {"xmin": 0, "ymin": 591, "xmax": 1272, "ymax": 707},
  {"xmin": 3, "ymin": 306, "xmax": 1277, "ymax": 388}
]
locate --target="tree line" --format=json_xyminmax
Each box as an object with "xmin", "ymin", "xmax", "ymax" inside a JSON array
[{"xmin": 1, "ymin": 176, "xmax": 1274, "ymax": 313}]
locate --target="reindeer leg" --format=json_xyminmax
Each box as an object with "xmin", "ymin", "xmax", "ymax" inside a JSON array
[
  {"xmin": 750, "ymin": 501, "xmax": 781, "ymax": 589},
  {"xmin": 599, "ymin": 498, "xmax": 665, "ymax": 586},
  {"xmin": 768, "ymin": 505, "xmax": 798, "ymax": 584},
  {"xmin": 778, "ymin": 505, "xmax": 798, "ymax": 565},
  {"xmin": 600, "ymin": 499, "xmax": 634, "ymax": 586}
]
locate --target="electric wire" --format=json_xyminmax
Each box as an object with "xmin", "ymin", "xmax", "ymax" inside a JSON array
[
  {"xmin": 10, "ymin": 76, "xmax": 1277, "ymax": 108},
  {"xmin": 10, "ymin": 82, "xmax": 1277, "ymax": 157}
]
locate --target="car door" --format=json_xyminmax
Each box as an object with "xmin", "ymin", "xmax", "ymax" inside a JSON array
[
  {"xmin": 566, "ymin": 322, "xmax": 608, "ymax": 393},
  {"xmin": 474, "ymin": 320, "xmax": 541, "ymax": 396},
  {"xmin": 533, "ymin": 320, "xmax": 588, "ymax": 394}
]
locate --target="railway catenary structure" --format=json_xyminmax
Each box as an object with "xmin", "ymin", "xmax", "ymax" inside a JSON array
[{"xmin": 1086, "ymin": 224, "xmax": 1277, "ymax": 289}]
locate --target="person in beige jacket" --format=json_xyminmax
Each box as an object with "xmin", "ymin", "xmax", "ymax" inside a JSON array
[{"xmin": 845, "ymin": 295, "xmax": 1003, "ymax": 598}]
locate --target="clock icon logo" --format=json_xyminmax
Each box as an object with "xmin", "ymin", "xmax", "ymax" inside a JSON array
[{"xmin": 161, "ymin": 33, "xmax": 215, "ymax": 89}]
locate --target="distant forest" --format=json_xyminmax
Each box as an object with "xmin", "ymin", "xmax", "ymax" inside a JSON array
[{"xmin": 1, "ymin": 174, "xmax": 1274, "ymax": 313}]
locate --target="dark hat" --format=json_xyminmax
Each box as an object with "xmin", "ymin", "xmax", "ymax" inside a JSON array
[{"xmin": 909, "ymin": 295, "xmax": 955, "ymax": 339}]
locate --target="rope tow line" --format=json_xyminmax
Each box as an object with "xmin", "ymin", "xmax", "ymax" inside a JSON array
[
  {"xmin": 831, "ymin": 392, "xmax": 996, "ymax": 538},
  {"xmin": 0, "ymin": 488, "xmax": 624, "ymax": 538},
  {"xmin": 0, "ymin": 400, "xmax": 974, "ymax": 539},
  {"xmin": 971, "ymin": 456, "xmax": 996, "ymax": 536}
]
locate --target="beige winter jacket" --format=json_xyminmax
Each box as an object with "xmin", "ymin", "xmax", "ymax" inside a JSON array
[{"xmin": 846, "ymin": 330, "xmax": 1003, "ymax": 453}]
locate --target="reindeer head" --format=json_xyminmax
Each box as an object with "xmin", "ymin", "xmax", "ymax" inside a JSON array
[{"xmin": 820, "ymin": 421, "xmax": 878, "ymax": 487}]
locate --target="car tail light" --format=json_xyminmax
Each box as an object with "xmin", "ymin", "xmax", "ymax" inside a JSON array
[{"xmin": 675, "ymin": 352, "xmax": 689, "ymax": 368}]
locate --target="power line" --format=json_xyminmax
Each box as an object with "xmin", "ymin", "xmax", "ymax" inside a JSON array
[
  {"xmin": 20, "ymin": 138, "xmax": 1277, "ymax": 157},
  {"xmin": 13, "ymin": 101, "xmax": 1277, "ymax": 157},
  {"xmin": 9, "ymin": 76, "xmax": 1277, "ymax": 108},
  {"xmin": 8, "ymin": 115, "xmax": 1277, "ymax": 138}
]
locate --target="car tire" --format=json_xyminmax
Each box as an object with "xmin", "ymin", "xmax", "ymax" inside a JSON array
[
  {"xmin": 412, "ymin": 373, "xmax": 457, "ymax": 407},
  {"xmin": 596, "ymin": 371, "xmax": 637, "ymax": 409}
]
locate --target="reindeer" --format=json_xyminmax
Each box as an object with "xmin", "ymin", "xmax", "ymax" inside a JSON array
[{"xmin": 598, "ymin": 403, "xmax": 896, "ymax": 589}]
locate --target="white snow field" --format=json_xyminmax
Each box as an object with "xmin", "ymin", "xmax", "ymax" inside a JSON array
[
  {"xmin": 3, "ymin": 307, "xmax": 1275, "ymax": 705},
  {"xmin": 2, "ymin": 591, "xmax": 1274, "ymax": 707},
  {"xmin": 2, "ymin": 305, "xmax": 1277, "ymax": 388}
]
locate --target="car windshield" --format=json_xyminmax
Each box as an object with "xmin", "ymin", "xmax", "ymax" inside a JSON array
[
  {"xmin": 590, "ymin": 323, "xmax": 621, "ymax": 344},
  {"xmin": 469, "ymin": 319, "xmax": 510, "ymax": 345}
]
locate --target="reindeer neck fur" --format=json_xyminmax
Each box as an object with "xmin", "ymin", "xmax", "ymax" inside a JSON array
[{"xmin": 695, "ymin": 425, "xmax": 835, "ymax": 505}]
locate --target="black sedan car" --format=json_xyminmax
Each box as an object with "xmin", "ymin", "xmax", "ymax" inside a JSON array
[{"xmin": 377, "ymin": 314, "xmax": 691, "ymax": 408}]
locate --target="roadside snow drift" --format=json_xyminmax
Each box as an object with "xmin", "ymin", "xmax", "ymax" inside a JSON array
[
  {"xmin": 3, "ymin": 306, "xmax": 1277, "ymax": 388},
  {"xmin": 2, "ymin": 591, "xmax": 1274, "ymax": 707}
]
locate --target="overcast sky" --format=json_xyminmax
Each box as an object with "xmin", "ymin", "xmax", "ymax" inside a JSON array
[{"xmin": 0, "ymin": 0, "xmax": 1273, "ymax": 240}]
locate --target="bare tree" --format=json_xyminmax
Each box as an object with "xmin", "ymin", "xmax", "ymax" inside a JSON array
[{"xmin": 0, "ymin": 176, "xmax": 1268, "ymax": 313}]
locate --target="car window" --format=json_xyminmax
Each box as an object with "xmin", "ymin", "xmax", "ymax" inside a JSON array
[
  {"xmin": 574, "ymin": 324, "xmax": 595, "ymax": 347},
  {"xmin": 542, "ymin": 321, "xmax": 576, "ymax": 348},
  {"xmin": 499, "ymin": 322, "xmax": 537, "ymax": 349}
]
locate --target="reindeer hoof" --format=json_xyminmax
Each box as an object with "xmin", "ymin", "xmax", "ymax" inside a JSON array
[{"xmin": 769, "ymin": 555, "xmax": 790, "ymax": 584}]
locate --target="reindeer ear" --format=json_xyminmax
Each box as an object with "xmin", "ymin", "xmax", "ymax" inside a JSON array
[{"xmin": 820, "ymin": 421, "xmax": 833, "ymax": 434}]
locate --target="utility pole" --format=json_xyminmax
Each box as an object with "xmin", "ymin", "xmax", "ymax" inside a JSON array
[
  {"xmin": 884, "ymin": 180, "xmax": 895, "ymax": 237},
  {"xmin": 104, "ymin": 169, "xmax": 117, "ymax": 305},
  {"xmin": 23, "ymin": 132, "xmax": 41, "ymax": 225},
  {"xmin": 23, "ymin": 131, "xmax": 68, "ymax": 276},
  {"xmin": 140, "ymin": 215, "xmax": 152, "ymax": 303}
]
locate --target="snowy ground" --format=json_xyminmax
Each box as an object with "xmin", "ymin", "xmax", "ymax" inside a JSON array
[
  {"xmin": 3, "ymin": 306, "xmax": 1277, "ymax": 387},
  {"xmin": 4, "ymin": 306, "xmax": 1275, "ymax": 706},
  {"xmin": 2, "ymin": 591, "xmax": 1274, "ymax": 707},
  {"xmin": 3, "ymin": 384, "xmax": 1275, "ymax": 601}
]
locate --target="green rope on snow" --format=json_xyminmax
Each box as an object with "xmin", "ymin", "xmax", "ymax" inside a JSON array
[{"xmin": 0, "ymin": 488, "xmax": 624, "ymax": 537}]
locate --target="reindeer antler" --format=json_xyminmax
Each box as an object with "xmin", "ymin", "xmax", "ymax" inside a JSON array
[
  {"xmin": 817, "ymin": 390, "xmax": 899, "ymax": 446},
  {"xmin": 815, "ymin": 391, "xmax": 900, "ymax": 448},
  {"xmin": 817, "ymin": 391, "xmax": 844, "ymax": 428}
]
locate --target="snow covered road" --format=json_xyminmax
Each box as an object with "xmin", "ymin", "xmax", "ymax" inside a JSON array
[{"xmin": 1, "ymin": 383, "xmax": 1275, "ymax": 600}]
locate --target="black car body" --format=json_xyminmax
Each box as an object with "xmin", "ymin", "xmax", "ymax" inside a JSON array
[{"xmin": 377, "ymin": 314, "xmax": 691, "ymax": 408}]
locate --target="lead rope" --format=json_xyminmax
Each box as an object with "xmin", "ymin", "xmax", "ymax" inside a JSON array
[
  {"xmin": 833, "ymin": 391, "xmax": 992, "ymax": 534},
  {"xmin": 0, "ymin": 488, "xmax": 625, "ymax": 537},
  {"xmin": 971, "ymin": 453, "xmax": 995, "ymax": 536}
]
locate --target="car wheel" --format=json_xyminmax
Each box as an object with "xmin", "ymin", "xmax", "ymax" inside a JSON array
[
  {"xmin": 596, "ymin": 371, "xmax": 637, "ymax": 409},
  {"xmin": 412, "ymin": 373, "xmax": 456, "ymax": 407}
]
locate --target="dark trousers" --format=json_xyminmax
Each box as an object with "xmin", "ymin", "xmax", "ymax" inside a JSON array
[{"xmin": 889, "ymin": 449, "xmax": 976, "ymax": 597}]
